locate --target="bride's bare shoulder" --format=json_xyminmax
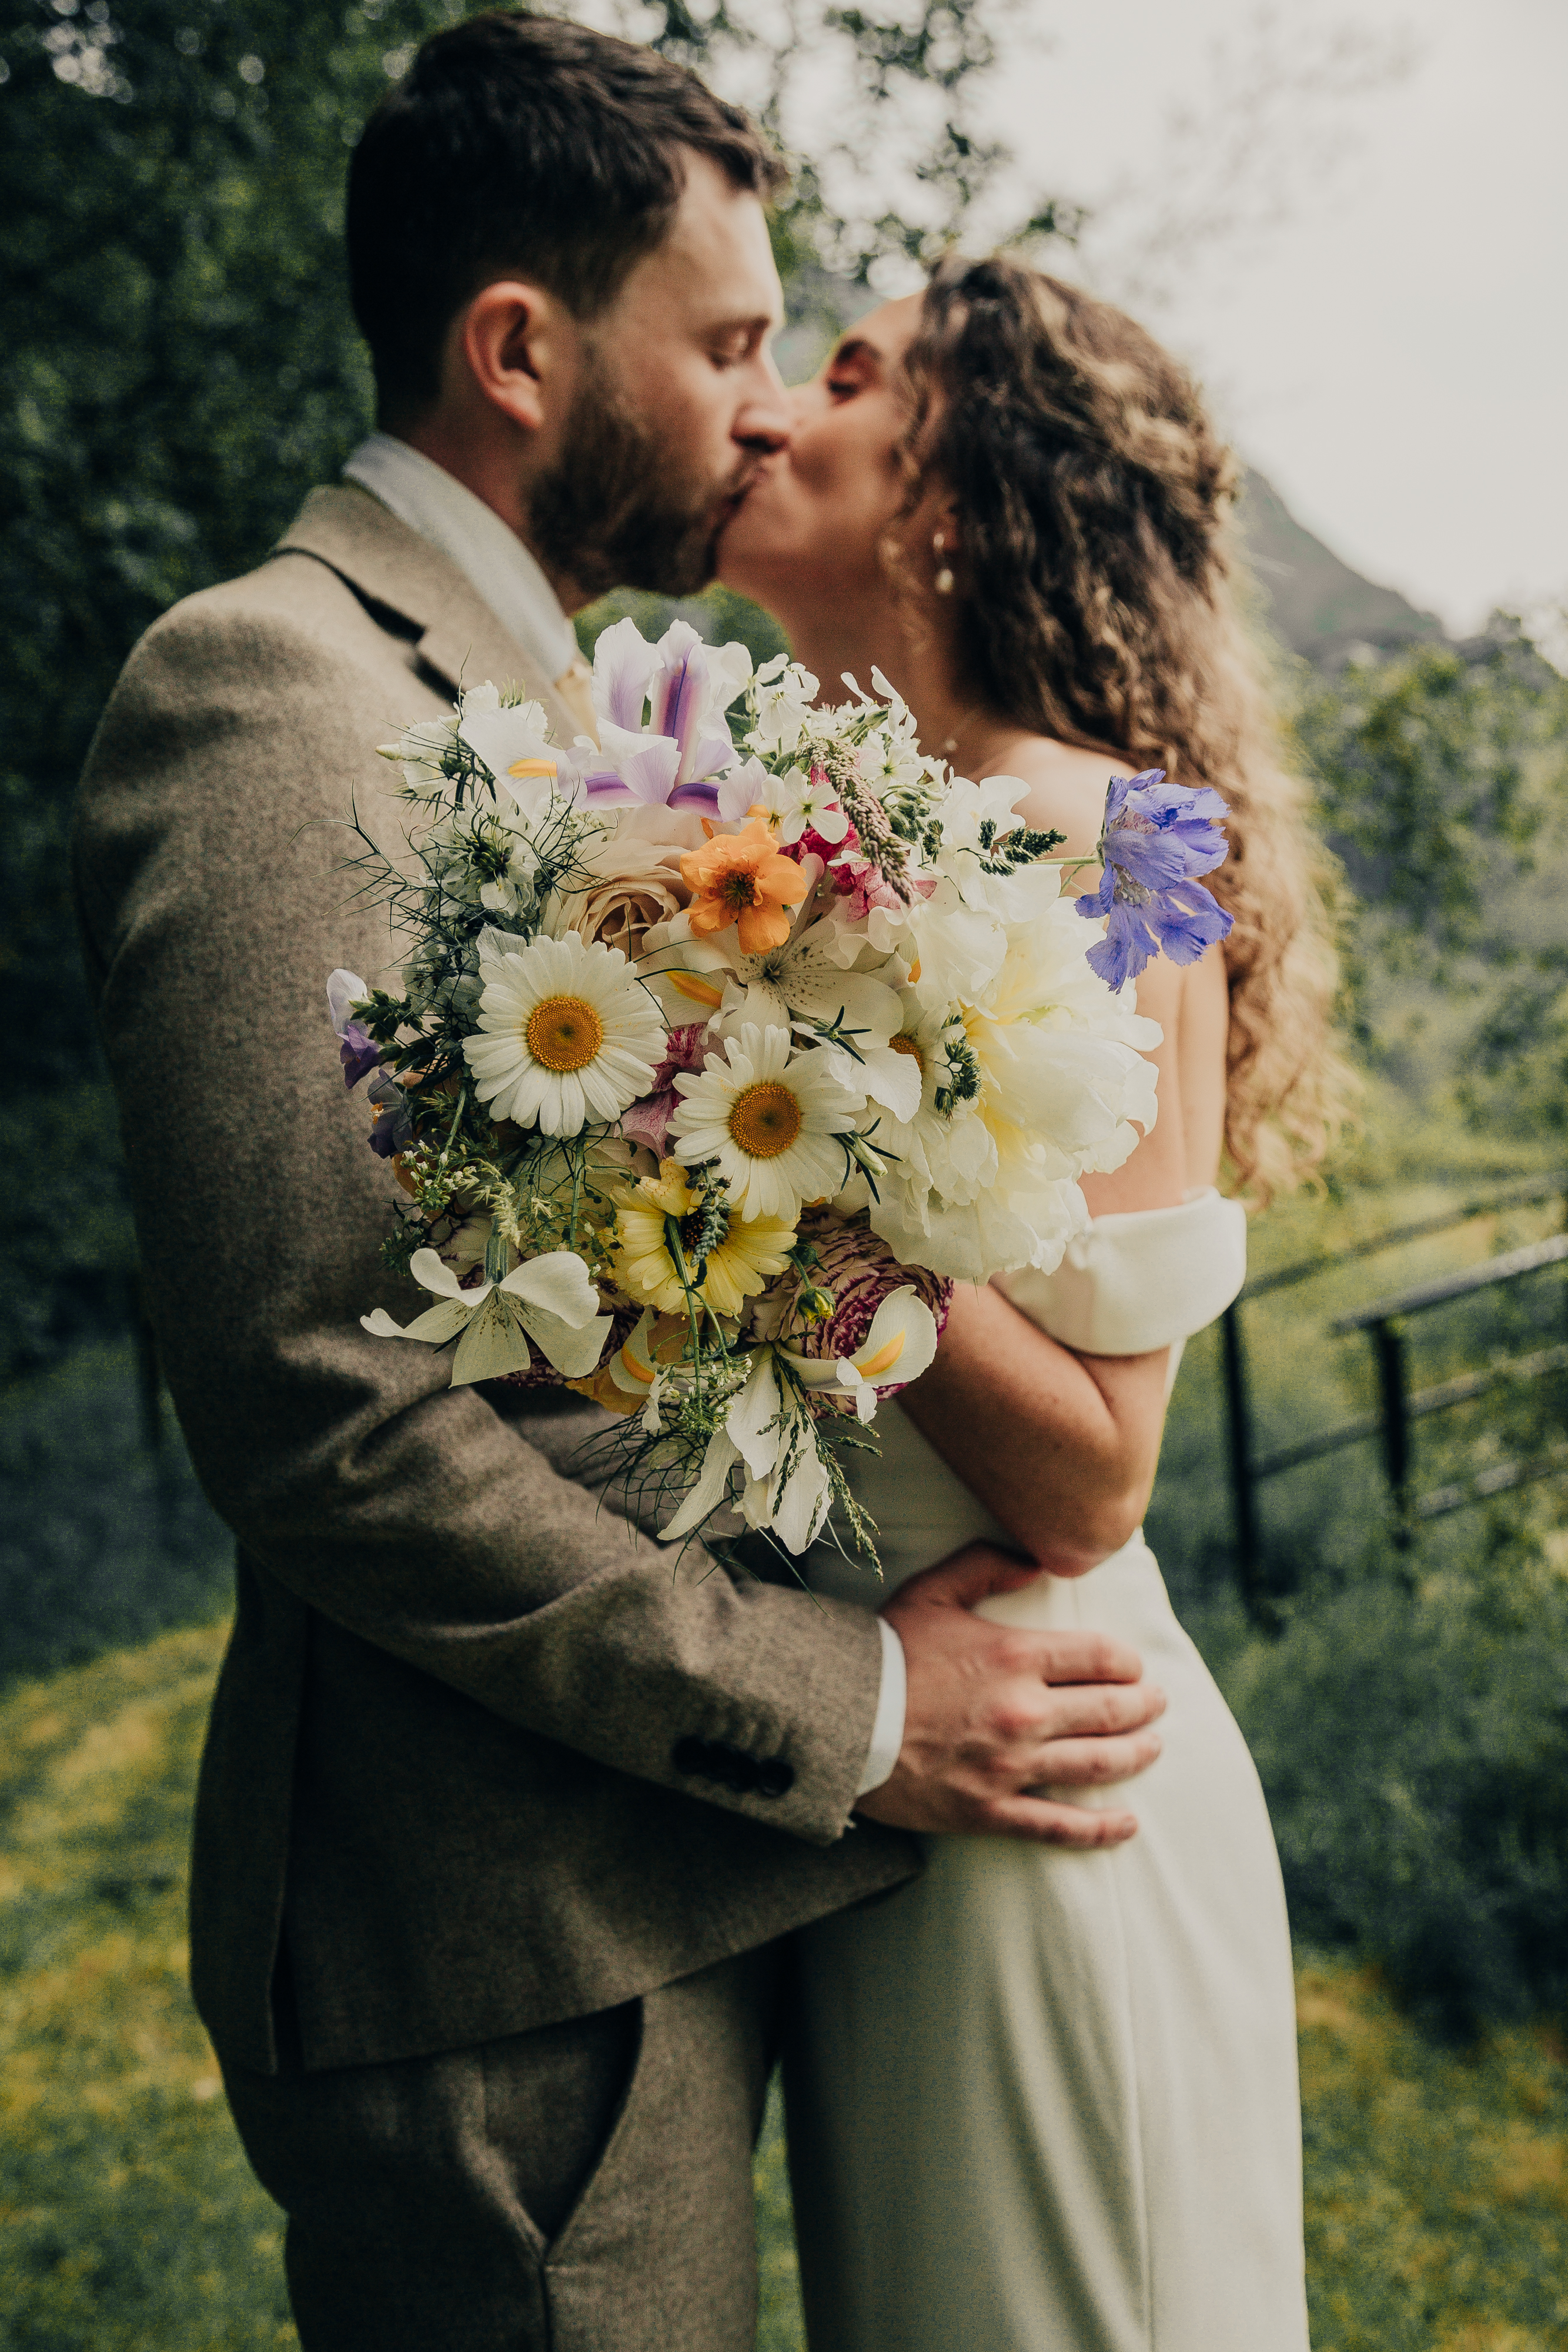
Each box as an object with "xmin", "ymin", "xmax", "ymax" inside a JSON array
[{"xmin": 983, "ymin": 733, "xmax": 1125, "ymax": 864}]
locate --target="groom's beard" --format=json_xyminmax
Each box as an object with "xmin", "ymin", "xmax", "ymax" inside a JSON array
[{"xmin": 529, "ymin": 369, "xmax": 757, "ymax": 602}]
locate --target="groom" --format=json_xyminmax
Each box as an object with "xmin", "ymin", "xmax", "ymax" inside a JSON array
[{"xmin": 72, "ymin": 14, "xmax": 1165, "ymax": 2350}]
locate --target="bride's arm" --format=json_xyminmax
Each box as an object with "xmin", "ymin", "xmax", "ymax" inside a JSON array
[{"xmin": 895, "ymin": 954, "xmax": 1190, "ymax": 1578}]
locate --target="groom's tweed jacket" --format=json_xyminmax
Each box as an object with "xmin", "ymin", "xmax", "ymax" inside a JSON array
[{"xmin": 72, "ymin": 485, "xmax": 918, "ymax": 2076}]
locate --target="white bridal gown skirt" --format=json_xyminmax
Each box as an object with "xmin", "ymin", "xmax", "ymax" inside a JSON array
[{"xmin": 785, "ymin": 1201, "xmax": 1309, "ymax": 2352}]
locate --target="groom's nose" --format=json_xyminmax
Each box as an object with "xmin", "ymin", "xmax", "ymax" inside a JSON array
[{"xmin": 733, "ymin": 349, "xmax": 793, "ymax": 454}]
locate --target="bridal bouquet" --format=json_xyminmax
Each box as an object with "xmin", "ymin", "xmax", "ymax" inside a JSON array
[{"xmin": 329, "ymin": 617, "xmax": 1229, "ymax": 1563}]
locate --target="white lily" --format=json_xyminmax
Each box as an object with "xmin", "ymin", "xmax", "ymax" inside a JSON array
[
  {"xmin": 716, "ymin": 917, "xmax": 905, "ymax": 1058},
  {"xmin": 778, "ymin": 1289, "xmax": 940, "ymax": 1424},
  {"xmin": 658, "ymin": 1345, "xmax": 835, "ymax": 1555},
  {"xmin": 362, "ymin": 1247, "xmax": 611, "ymax": 1385},
  {"xmin": 603, "ymin": 1308, "xmax": 678, "ymax": 1433},
  {"xmin": 457, "ymin": 694, "xmax": 581, "ymax": 814}
]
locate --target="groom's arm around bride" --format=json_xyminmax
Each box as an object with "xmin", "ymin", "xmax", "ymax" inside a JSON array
[{"xmin": 69, "ymin": 15, "xmax": 1164, "ymax": 2350}]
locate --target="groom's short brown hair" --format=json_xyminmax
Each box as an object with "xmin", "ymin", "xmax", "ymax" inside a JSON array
[{"xmin": 347, "ymin": 9, "xmax": 785, "ymax": 423}]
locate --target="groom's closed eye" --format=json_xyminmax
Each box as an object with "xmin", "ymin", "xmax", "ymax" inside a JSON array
[{"xmin": 708, "ymin": 320, "xmax": 772, "ymax": 370}]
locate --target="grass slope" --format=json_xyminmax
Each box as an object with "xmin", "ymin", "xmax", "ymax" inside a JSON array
[{"xmin": 5, "ymin": 1630, "xmax": 1568, "ymax": 2348}]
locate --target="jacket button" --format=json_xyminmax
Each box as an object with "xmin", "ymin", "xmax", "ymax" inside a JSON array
[
  {"xmin": 756, "ymin": 1758, "xmax": 795, "ymax": 1799},
  {"xmin": 714, "ymin": 1742, "xmax": 761, "ymax": 1794}
]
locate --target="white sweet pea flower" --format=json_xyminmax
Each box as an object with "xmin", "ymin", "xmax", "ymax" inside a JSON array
[
  {"xmin": 362, "ymin": 1247, "xmax": 611, "ymax": 1384},
  {"xmin": 326, "ymin": 968, "xmax": 367, "ymax": 1034},
  {"xmin": 717, "ymin": 759, "xmax": 848, "ymax": 846},
  {"xmin": 379, "ymin": 712, "xmax": 462, "ymax": 793}
]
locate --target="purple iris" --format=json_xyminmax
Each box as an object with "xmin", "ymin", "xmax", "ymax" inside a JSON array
[
  {"xmin": 589, "ymin": 617, "xmax": 735, "ymax": 814},
  {"xmin": 1075, "ymin": 769, "xmax": 1234, "ymax": 990},
  {"xmin": 647, "ymin": 633, "xmax": 734, "ymax": 801}
]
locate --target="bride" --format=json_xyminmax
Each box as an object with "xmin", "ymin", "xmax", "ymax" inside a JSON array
[{"xmin": 718, "ymin": 255, "xmax": 1346, "ymax": 2351}]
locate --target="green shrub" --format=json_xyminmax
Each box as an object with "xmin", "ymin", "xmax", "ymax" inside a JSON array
[
  {"xmin": 1221, "ymin": 1542, "xmax": 1568, "ymax": 2041},
  {"xmin": 0, "ymin": 1344, "xmax": 231, "ymax": 1693}
]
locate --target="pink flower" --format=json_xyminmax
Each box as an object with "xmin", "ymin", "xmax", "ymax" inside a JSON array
[
  {"xmin": 801, "ymin": 818, "xmax": 858, "ymax": 871},
  {"xmin": 829, "ymin": 854, "xmax": 937, "ymax": 923},
  {"xmin": 648, "ymin": 1024, "xmax": 710, "ymax": 1091},
  {"xmin": 621, "ymin": 1024, "xmax": 711, "ymax": 1155}
]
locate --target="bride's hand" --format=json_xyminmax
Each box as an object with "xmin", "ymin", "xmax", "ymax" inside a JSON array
[{"xmin": 853, "ymin": 1542, "xmax": 1165, "ymax": 1845}]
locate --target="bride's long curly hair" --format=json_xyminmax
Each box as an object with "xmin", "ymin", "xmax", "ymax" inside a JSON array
[{"xmin": 897, "ymin": 253, "xmax": 1353, "ymax": 1201}]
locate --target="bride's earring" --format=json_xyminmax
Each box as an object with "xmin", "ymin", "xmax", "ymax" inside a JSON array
[{"xmin": 932, "ymin": 530, "xmax": 954, "ymax": 596}]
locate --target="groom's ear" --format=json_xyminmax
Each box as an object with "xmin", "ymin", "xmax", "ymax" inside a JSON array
[{"xmin": 454, "ymin": 280, "xmax": 572, "ymax": 439}]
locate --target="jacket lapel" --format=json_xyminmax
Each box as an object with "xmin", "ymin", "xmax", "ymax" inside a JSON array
[{"xmin": 272, "ymin": 485, "xmax": 580, "ymax": 743}]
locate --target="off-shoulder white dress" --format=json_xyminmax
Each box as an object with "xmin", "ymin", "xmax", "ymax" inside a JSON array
[{"xmin": 785, "ymin": 1192, "xmax": 1309, "ymax": 2352}]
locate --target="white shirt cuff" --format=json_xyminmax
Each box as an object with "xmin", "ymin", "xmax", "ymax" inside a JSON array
[{"xmin": 854, "ymin": 1617, "xmax": 907, "ymax": 1798}]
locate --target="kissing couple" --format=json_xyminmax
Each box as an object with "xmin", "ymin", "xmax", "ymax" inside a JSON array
[{"xmin": 74, "ymin": 11, "xmax": 1338, "ymax": 2349}]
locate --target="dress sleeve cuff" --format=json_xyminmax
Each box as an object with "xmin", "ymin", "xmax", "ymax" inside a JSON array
[
  {"xmin": 997, "ymin": 1187, "xmax": 1248, "ymax": 1356},
  {"xmin": 854, "ymin": 1616, "xmax": 908, "ymax": 1798}
]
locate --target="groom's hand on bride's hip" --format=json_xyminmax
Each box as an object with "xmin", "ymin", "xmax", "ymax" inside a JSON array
[{"xmin": 852, "ymin": 1543, "xmax": 1165, "ymax": 1846}]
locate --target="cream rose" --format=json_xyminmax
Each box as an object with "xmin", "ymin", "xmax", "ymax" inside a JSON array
[{"xmin": 550, "ymin": 806, "xmax": 707, "ymax": 965}]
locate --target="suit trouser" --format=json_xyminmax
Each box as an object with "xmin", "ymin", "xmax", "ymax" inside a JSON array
[{"xmin": 220, "ymin": 1942, "xmax": 783, "ymax": 2352}]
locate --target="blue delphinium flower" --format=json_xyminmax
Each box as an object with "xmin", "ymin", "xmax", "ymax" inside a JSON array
[{"xmin": 1075, "ymin": 769, "xmax": 1235, "ymax": 990}]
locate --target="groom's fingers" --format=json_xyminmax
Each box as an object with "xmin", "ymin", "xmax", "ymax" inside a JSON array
[
  {"xmin": 1018, "ymin": 1727, "xmax": 1165, "ymax": 1789},
  {"xmin": 982, "ymin": 1795, "xmax": 1142, "ymax": 1848},
  {"xmin": 1033, "ymin": 1672, "xmax": 1168, "ymax": 1742},
  {"xmin": 1025, "ymin": 1626, "xmax": 1147, "ymax": 1690}
]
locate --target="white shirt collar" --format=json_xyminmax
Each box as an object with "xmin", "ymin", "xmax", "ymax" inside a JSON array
[{"xmin": 342, "ymin": 433, "xmax": 579, "ymax": 685}]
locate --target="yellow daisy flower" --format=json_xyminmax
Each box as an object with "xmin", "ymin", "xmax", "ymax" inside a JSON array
[{"xmin": 612, "ymin": 1160, "xmax": 795, "ymax": 1318}]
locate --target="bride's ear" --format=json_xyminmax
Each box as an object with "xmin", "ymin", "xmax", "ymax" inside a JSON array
[{"xmin": 454, "ymin": 280, "xmax": 564, "ymax": 437}]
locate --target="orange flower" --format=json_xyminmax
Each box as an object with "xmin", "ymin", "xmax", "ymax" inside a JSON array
[{"xmin": 679, "ymin": 813, "xmax": 804, "ymax": 955}]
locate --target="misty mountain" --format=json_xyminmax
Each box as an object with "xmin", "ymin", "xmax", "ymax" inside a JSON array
[{"xmin": 1237, "ymin": 470, "xmax": 1449, "ymax": 670}]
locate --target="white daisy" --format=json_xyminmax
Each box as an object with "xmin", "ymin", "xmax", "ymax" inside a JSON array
[
  {"xmin": 463, "ymin": 932, "xmax": 666, "ymax": 1137},
  {"xmin": 669, "ymin": 1023, "xmax": 864, "ymax": 1224}
]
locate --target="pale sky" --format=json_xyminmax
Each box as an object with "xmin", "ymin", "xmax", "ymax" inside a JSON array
[{"xmin": 975, "ymin": 0, "xmax": 1567, "ymax": 640}]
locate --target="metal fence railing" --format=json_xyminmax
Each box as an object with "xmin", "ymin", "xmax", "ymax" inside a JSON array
[{"xmin": 1220, "ymin": 1173, "xmax": 1568, "ymax": 1613}]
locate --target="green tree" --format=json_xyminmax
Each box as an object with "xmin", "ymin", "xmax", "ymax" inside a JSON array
[{"xmin": 1293, "ymin": 628, "xmax": 1568, "ymax": 1090}]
